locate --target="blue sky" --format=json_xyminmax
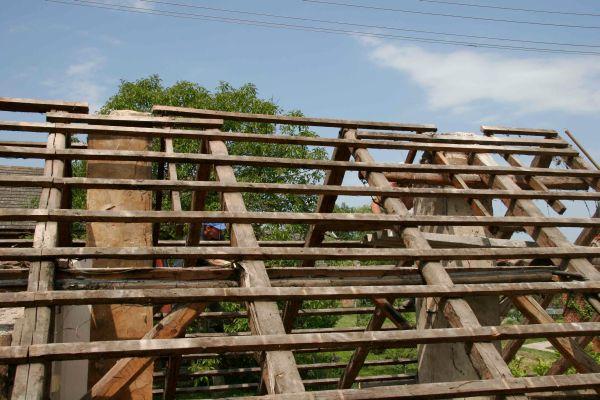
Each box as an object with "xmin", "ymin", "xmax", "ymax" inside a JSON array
[{"xmin": 1, "ymin": 0, "xmax": 599, "ymax": 223}]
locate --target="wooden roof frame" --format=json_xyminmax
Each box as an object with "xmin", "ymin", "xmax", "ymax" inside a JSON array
[{"xmin": 0, "ymin": 97, "xmax": 598, "ymax": 399}]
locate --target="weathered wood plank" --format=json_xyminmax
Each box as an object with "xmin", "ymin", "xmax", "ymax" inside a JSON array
[
  {"xmin": 152, "ymin": 105, "xmax": 436, "ymax": 132},
  {"xmin": 0, "ymin": 97, "xmax": 88, "ymax": 113},
  {"xmin": 1, "ymin": 323, "xmax": 598, "ymax": 363},
  {"xmin": 1, "ymin": 145, "xmax": 598, "ymax": 178},
  {"xmin": 1, "ymin": 245, "xmax": 599, "ymax": 262},
  {"xmin": 0, "ymin": 120, "xmax": 569, "ymax": 149},
  {"xmin": 45, "ymin": 112, "xmax": 222, "ymax": 128},
  {"xmin": 3, "ymin": 175, "xmax": 600, "ymax": 201},
  {"xmin": 481, "ymin": 125, "xmax": 558, "ymax": 137},
  {"xmin": 1, "ymin": 208, "xmax": 599, "ymax": 228},
  {"xmin": 11, "ymin": 130, "xmax": 66, "ymax": 400},
  {"xmin": 222, "ymin": 373, "xmax": 600, "ymax": 400},
  {"xmin": 1, "ymin": 281, "xmax": 596, "ymax": 307}
]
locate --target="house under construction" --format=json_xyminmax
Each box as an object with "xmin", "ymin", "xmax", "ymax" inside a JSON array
[{"xmin": 0, "ymin": 96, "xmax": 598, "ymax": 399}]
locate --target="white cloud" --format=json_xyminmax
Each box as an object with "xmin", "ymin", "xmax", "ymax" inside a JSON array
[
  {"xmin": 43, "ymin": 49, "xmax": 108, "ymax": 112},
  {"xmin": 361, "ymin": 38, "xmax": 600, "ymax": 115},
  {"xmin": 129, "ymin": 0, "xmax": 154, "ymax": 10}
]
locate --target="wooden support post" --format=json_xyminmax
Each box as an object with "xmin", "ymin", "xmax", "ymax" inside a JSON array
[
  {"xmin": 208, "ymin": 139, "xmax": 305, "ymax": 394},
  {"xmin": 12, "ymin": 129, "xmax": 66, "ymax": 400},
  {"xmin": 337, "ymin": 131, "xmax": 520, "ymax": 396},
  {"xmin": 162, "ymin": 356, "xmax": 181, "ymax": 400},
  {"xmin": 282, "ymin": 131, "xmax": 352, "ymax": 332},
  {"xmin": 86, "ymin": 110, "xmax": 154, "ymax": 399},
  {"xmin": 152, "ymin": 138, "xmax": 166, "ymax": 249},
  {"xmin": 417, "ymin": 134, "xmax": 499, "ymax": 393},
  {"xmin": 164, "ymin": 139, "xmax": 182, "ymax": 212},
  {"xmin": 184, "ymin": 138, "xmax": 211, "ymax": 267}
]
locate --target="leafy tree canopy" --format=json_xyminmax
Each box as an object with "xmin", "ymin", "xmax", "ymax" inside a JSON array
[{"xmin": 97, "ymin": 75, "xmax": 328, "ymax": 241}]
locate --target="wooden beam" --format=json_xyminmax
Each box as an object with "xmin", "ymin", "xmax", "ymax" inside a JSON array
[
  {"xmin": 2, "ymin": 145, "xmax": 599, "ymax": 177},
  {"xmin": 45, "ymin": 112, "xmax": 222, "ymax": 129},
  {"xmin": 0, "ymin": 120, "xmax": 570, "ymax": 150},
  {"xmin": 152, "ymin": 105, "xmax": 437, "ymax": 132},
  {"xmin": 217, "ymin": 374, "xmax": 600, "ymax": 400},
  {"xmin": 383, "ymin": 172, "xmax": 590, "ymax": 190},
  {"xmin": 3, "ymin": 175, "xmax": 600, "ymax": 201},
  {"xmin": 2, "ymin": 208, "xmax": 600, "ymax": 229},
  {"xmin": 2, "ymin": 245, "xmax": 600, "ymax": 262},
  {"xmin": 1, "ymin": 281, "xmax": 596, "ymax": 308},
  {"xmin": 357, "ymin": 130, "xmax": 567, "ymax": 147},
  {"xmin": 0, "ymin": 97, "xmax": 88, "ymax": 113},
  {"xmin": 11, "ymin": 129, "xmax": 66, "ymax": 400},
  {"xmin": 364, "ymin": 230, "xmax": 537, "ymax": 248},
  {"xmin": 481, "ymin": 126, "xmax": 558, "ymax": 137},
  {"xmin": 184, "ymin": 138, "xmax": 211, "ymax": 267},
  {"xmin": 208, "ymin": 139, "xmax": 305, "ymax": 394},
  {"xmin": 1, "ymin": 322, "xmax": 599, "ymax": 364}
]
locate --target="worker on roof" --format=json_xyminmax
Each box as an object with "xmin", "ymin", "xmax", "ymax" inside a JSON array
[{"xmin": 202, "ymin": 222, "xmax": 227, "ymax": 241}]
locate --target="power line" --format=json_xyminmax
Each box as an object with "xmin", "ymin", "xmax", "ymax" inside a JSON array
[
  {"xmin": 415, "ymin": 0, "xmax": 600, "ymax": 18},
  {"xmin": 129, "ymin": 0, "xmax": 600, "ymax": 49},
  {"xmin": 45, "ymin": 0, "xmax": 600, "ymax": 56},
  {"xmin": 302, "ymin": 0, "xmax": 600, "ymax": 30}
]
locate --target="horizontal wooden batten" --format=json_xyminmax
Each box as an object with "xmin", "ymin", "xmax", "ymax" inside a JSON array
[
  {"xmin": 1, "ymin": 245, "xmax": 599, "ymax": 262},
  {"xmin": 0, "ymin": 145, "xmax": 596, "ymax": 178},
  {"xmin": 226, "ymin": 373, "xmax": 600, "ymax": 400},
  {"xmin": 1, "ymin": 175, "xmax": 598, "ymax": 202},
  {"xmin": 481, "ymin": 125, "xmax": 558, "ymax": 137},
  {"xmin": 0, "ymin": 97, "xmax": 88, "ymax": 113},
  {"xmin": 0, "ymin": 120, "xmax": 573, "ymax": 156},
  {"xmin": 0, "ymin": 281, "xmax": 597, "ymax": 307},
  {"xmin": 154, "ymin": 358, "xmax": 416, "ymax": 378},
  {"xmin": 356, "ymin": 130, "xmax": 567, "ymax": 147},
  {"xmin": 0, "ymin": 322, "xmax": 597, "ymax": 363},
  {"xmin": 152, "ymin": 105, "xmax": 436, "ymax": 132},
  {"xmin": 0, "ymin": 267, "xmax": 555, "ymax": 291},
  {"xmin": 0, "ymin": 208, "xmax": 598, "ymax": 229},
  {"xmin": 153, "ymin": 374, "xmax": 417, "ymax": 394},
  {"xmin": 45, "ymin": 112, "xmax": 223, "ymax": 129}
]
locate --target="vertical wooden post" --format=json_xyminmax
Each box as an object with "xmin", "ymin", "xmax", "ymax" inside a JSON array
[
  {"xmin": 12, "ymin": 130, "xmax": 66, "ymax": 400},
  {"xmin": 416, "ymin": 134, "xmax": 499, "ymax": 393},
  {"xmin": 86, "ymin": 110, "xmax": 154, "ymax": 399}
]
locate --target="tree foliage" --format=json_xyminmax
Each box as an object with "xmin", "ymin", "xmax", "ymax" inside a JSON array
[{"xmin": 100, "ymin": 75, "xmax": 327, "ymax": 243}]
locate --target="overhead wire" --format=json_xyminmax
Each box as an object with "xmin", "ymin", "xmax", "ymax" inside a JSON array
[
  {"xmin": 128, "ymin": 0, "xmax": 600, "ymax": 49},
  {"xmin": 45, "ymin": 0, "xmax": 600, "ymax": 56},
  {"xmin": 414, "ymin": 0, "xmax": 600, "ymax": 18},
  {"xmin": 302, "ymin": 0, "xmax": 600, "ymax": 30}
]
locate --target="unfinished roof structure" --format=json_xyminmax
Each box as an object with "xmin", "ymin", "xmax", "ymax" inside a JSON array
[{"xmin": 0, "ymin": 96, "xmax": 598, "ymax": 399}]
